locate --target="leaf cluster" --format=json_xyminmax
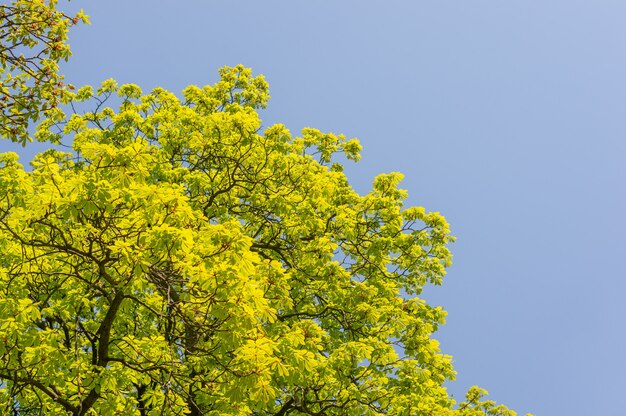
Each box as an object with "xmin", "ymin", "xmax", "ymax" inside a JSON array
[{"xmin": 0, "ymin": 0, "xmax": 88, "ymax": 145}]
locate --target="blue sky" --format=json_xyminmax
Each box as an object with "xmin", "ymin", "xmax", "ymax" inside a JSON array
[{"xmin": 6, "ymin": 1, "xmax": 626, "ymax": 414}]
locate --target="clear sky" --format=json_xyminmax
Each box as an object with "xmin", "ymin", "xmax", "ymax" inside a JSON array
[{"xmin": 6, "ymin": 1, "xmax": 626, "ymax": 414}]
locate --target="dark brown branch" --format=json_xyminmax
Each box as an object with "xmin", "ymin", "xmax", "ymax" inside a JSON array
[{"xmin": 76, "ymin": 290, "xmax": 125, "ymax": 415}]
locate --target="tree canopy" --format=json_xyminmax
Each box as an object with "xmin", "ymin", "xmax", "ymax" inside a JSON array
[
  {"xmin": 0, "ymin": 2, "xmax": 529, "ymax": 415},
  {"xmin": 0, "ymin": 65, "xmax": 526, "ymax": 415}
]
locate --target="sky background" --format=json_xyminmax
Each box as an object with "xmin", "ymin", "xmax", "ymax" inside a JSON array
[{"xmin": 5, "ymin": 1, "xmax": 626, "ymax": 414}]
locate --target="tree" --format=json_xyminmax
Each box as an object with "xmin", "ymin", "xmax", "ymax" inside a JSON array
[
  {"xmin": 0, "ymin": 66, "xmax": 526, "ymax": 415},
  {"xmin": 0, "ymin": 0, "xmax": 88, "ymax": 145}
]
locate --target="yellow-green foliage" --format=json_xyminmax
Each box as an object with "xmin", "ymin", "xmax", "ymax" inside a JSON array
[
  {"xmin": 0, "ymin": 0, "xmax": 88, "ymax": 145},
  {"xmin": 0, "ymin": 66, "xmax": 527, "ymax": 415}
]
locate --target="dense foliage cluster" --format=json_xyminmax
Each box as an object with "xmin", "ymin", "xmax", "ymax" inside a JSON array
[{"xmin": 0, "ymin": 66, "xmax": 523, "ymax": 415}]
